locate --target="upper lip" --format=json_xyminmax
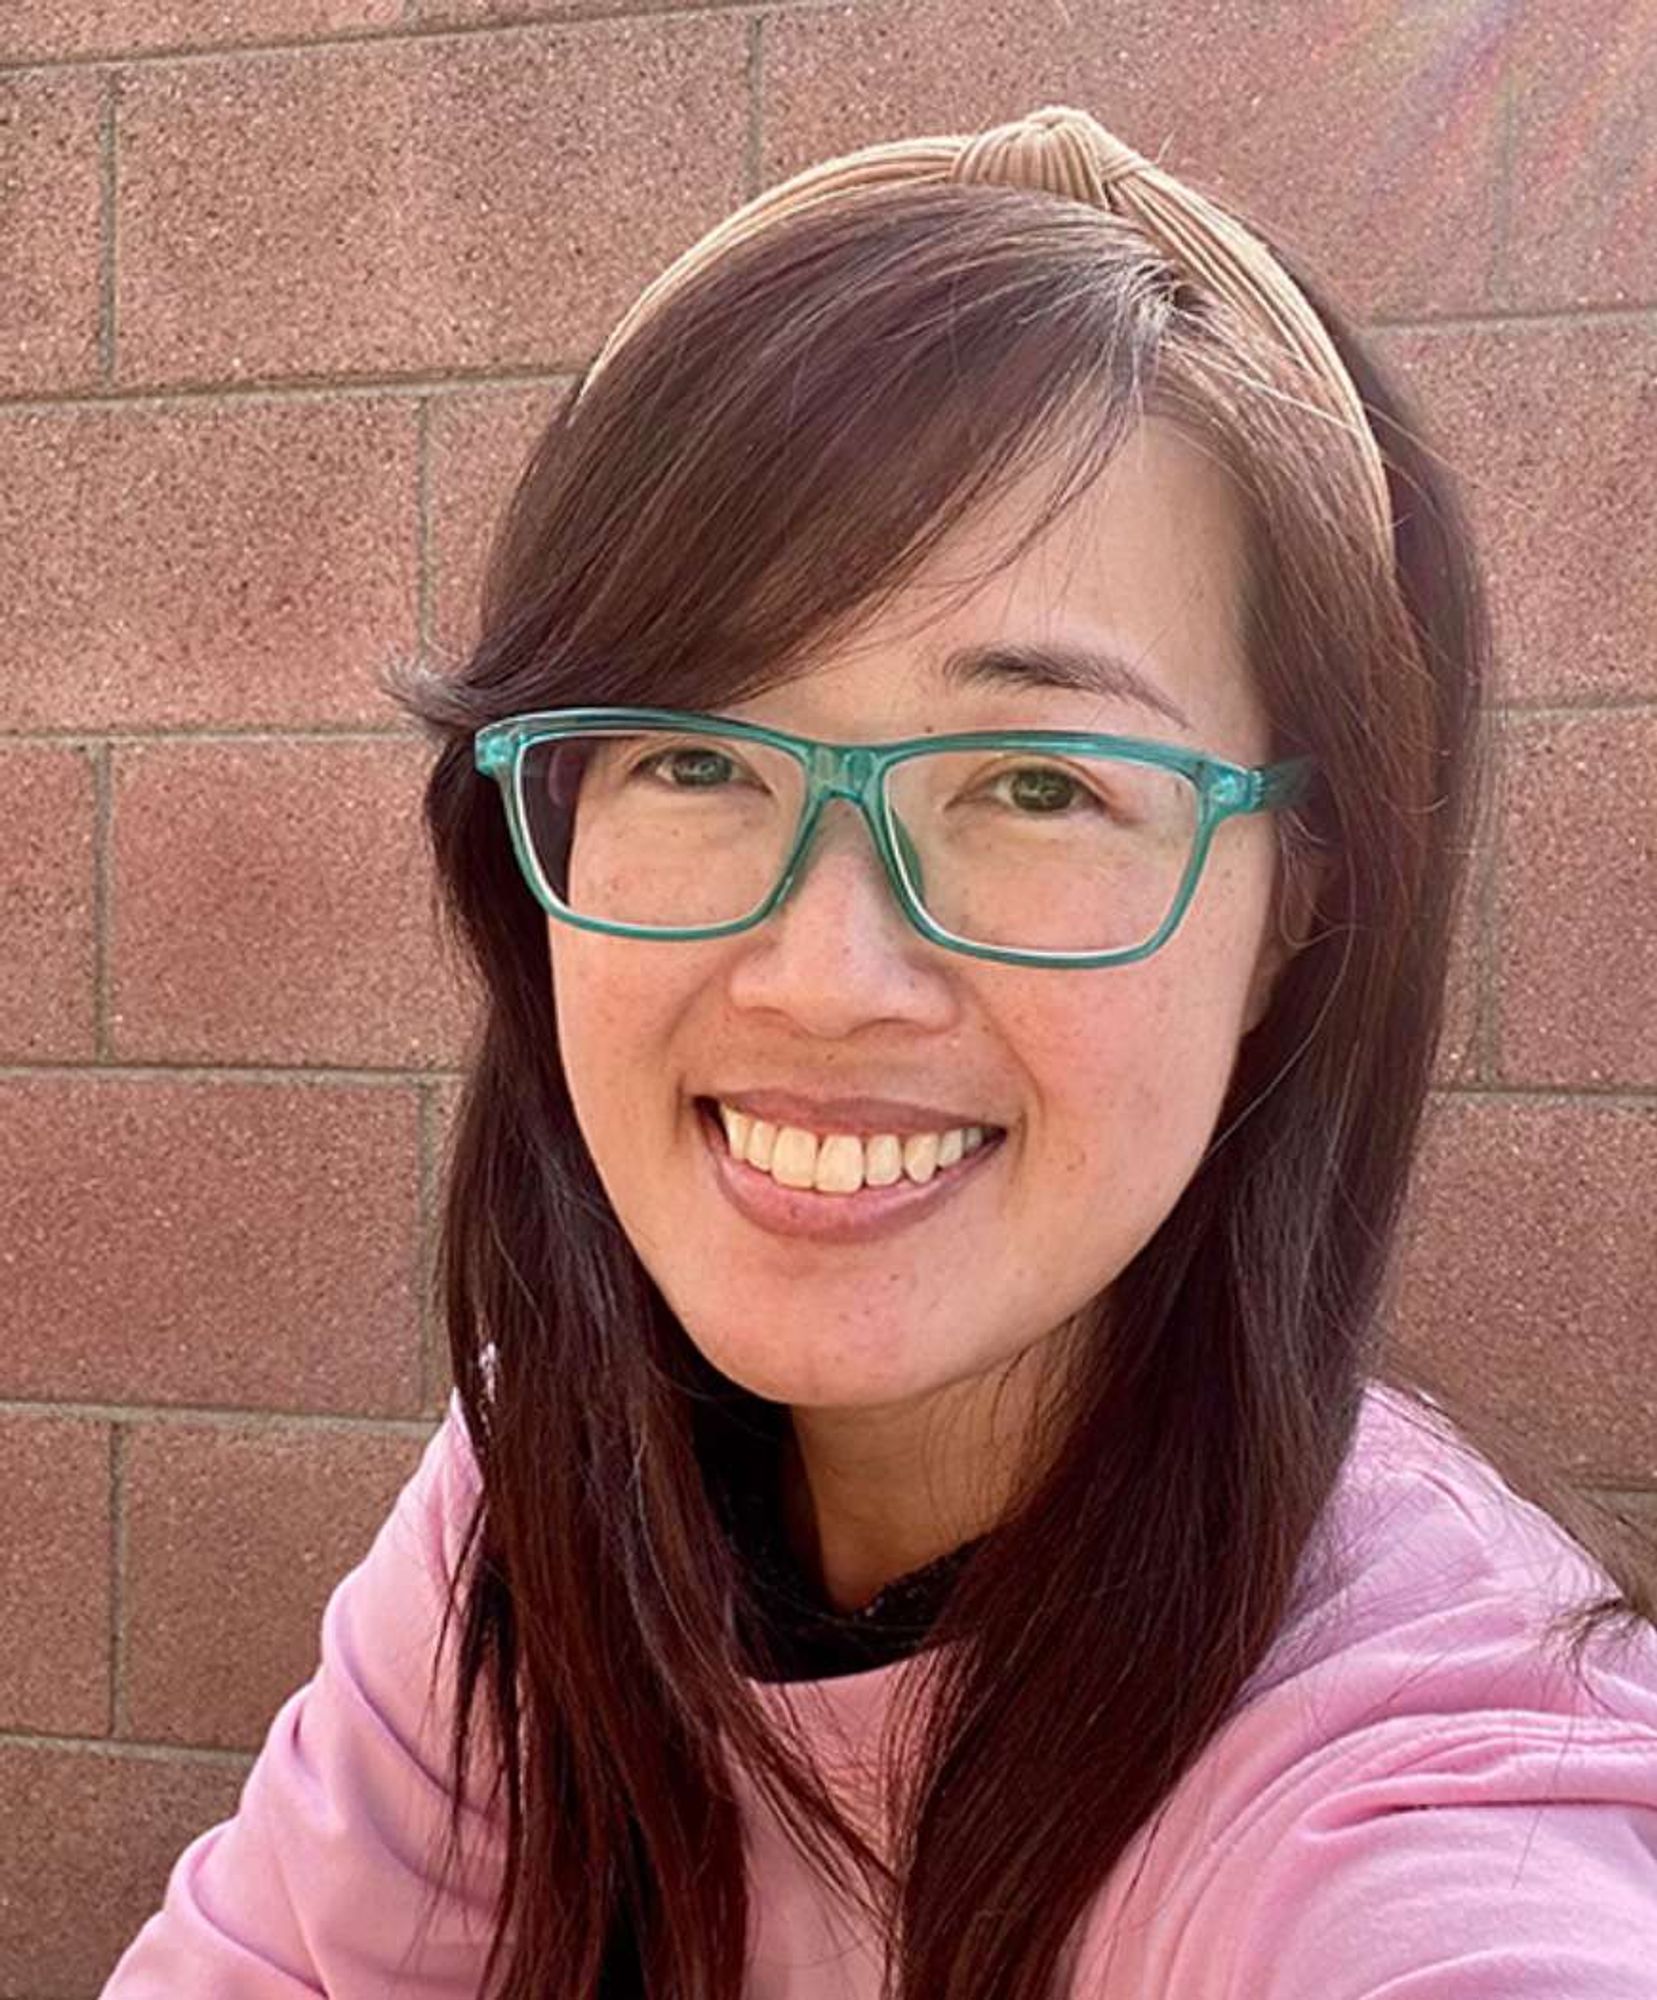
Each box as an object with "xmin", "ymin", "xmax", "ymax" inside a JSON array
[{"xmin": 703, "ymin": 1089, "xmax": 1004, "ymax": 1137}]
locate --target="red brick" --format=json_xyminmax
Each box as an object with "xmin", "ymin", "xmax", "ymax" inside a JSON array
[
  {"xmin": 114, "ymin": 22, "xmax": 750, "ymax": 386},
  {"xmin": 0, "ymin": 744, "xmax": 96, "ymax": 1060},
  {"xmin": 122, "ymin": 1415, "xmax": 430, "ymax": 1749},
  {"xmin": 110, "ymin": 736, "xmax": 473, "ymax": 1068},
  {"xmin": 0, "ymin": 1413, "xmax": 110, "ymax": 1736},
  {"xmin": 427, "ymin": 381, "xmax": 569, "ymax": 661},
  {"xmin": 0, "ymin": 1740, "xmax": 247, "ymax": 1995},
  {"xmin": 0, "ymin": 70, "xmax": 103, "ymax": 395},
  {"xmin": 1394, "ymin": 1094, "xmax": 1657, "ymax": 1481},
  {"xmin": 760, "ymin": 0, "xmax": 1511, "ymax": 322},
  {"xmin": 1380, "ymin": 323, "xmax": 1657, "ymax": 706},
  {"xmin": 1494, "ymin": 712, "xmax": 1657, "ymax": 1087},
  {"xmin": 0, "ymin": 1074, "xmax": 422, "ymax": 1413},
  {"xmin": 0, "ymin": 0, "xmax": 400, "ymax": 61},
  {"xmin": 1502, "ymin": 0, "xmax": 1657, "ymax": 309},
  {"xmin": 0, "ymin": 397, "xmax": 418, "ymax": 731}
]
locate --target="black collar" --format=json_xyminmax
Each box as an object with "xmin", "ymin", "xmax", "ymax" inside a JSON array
[{"xmin": 725, "ymin": 1447, "xmax": 985, "ymax": 1682}]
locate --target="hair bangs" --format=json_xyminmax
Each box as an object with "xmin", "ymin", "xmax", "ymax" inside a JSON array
[{"xmin": 473, "ymin": 184, "xmax": 1181, "ymax": 720}]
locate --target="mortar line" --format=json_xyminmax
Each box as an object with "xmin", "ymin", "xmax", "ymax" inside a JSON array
[
  {"xmin": 0, "ymin": 1724, "xmax": 254, "ymax": 1767},
  {"xmin": 0, "ymin": 1397, "xmax": 443, "ymax": 1434},
  {"xmin": 0, "ymin": 1059, "xmax": 461, "ymax": 1085},
  {"xmin": 0, "ymin": 1, "xmax": 841, "ymax": 79},
  {"xmin": 0, "ymin": 364, "xmax": 580, "ymax": 417},
  {"xmin": 1370, "ymin": 300, "xmax": 1657, "ymax": 336}
]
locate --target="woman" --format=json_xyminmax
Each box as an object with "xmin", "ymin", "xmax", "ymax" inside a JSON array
[{"xmin": 105, "ymin": 105, "xmax": 1657, "ymax": 1998}]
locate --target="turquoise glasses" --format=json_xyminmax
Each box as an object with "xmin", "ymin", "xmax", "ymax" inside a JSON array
[{"xmin": 473, "ymin": 706, "xmax": 1314, "ymax": 970}]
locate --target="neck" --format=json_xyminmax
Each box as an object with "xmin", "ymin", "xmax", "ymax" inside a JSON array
[{"xmin": 779, "ymin": 1333, "xmax": 1070, "ymax": 1615}]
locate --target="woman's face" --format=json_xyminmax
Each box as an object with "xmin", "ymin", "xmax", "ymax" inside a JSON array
[{"xmin": 549, "ymin": 420, "xmax": 1293, "ymax": 1417}]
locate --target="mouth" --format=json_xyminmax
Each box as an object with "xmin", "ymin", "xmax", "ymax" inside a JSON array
[{"xmin": 693, "ymin": 1097, "xmax": 1007, "ymax": 1244}]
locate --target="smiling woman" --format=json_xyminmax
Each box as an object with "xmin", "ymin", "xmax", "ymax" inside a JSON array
[{"xmin": 104, "ymin": 105, "xmax": 1657, "ymax": 2000}]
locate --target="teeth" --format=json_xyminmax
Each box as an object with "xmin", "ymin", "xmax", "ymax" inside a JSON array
[
  {"xmin": 714, "ymin": 1102, "xmax": 993, "ymax": 1195},
  {"xmin": 770, "ymin": 1125, "xmax": 819, "ymax": 1190},
  {"xmin": 814, "ymin": 1133, "xmax": 865, "ymax": 1194}
]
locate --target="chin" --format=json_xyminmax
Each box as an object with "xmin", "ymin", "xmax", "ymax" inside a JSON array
[{"xmin": 666, "ymin": 1292, "xmax": 1001, "ymax": 1414}]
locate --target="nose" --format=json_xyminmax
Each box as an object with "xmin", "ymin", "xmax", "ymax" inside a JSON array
[{"xmin": 722, "ymin": 798, "xmax": 958, "ymax": 1036}]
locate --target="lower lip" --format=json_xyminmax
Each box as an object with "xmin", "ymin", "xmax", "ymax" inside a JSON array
[{"xmin": 696, "ymin": 1102, "xmax": 1005, "ymax": 1245}]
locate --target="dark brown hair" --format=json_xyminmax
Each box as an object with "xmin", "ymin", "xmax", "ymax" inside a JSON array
[{"xmin": 389, "ymin": 176, "xmax": 1656, "ymax": 1999}]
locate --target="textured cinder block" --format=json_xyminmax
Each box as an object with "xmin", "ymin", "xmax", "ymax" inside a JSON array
[
  {"xmin": 0, "ymin": 1740, "xmax": 248, "ymax": 1996},
  {"xmin": 113, "ymin": 20, "xmax": 751, "ymax": 385},
  {"xmin": 1434, "ymin": 860, "xmax": 1483, "ymax": 1086},
  {"xmin": 0, "ymin": 744, "xmax": 97, "ymax": 1060},
  {"xmin": 1502, "ymin": 0, "xmax": 1657, "ymax": 309},
  {"xmin": 0, "ymin": 0, "xmax": 400, "ymax": 61},
  {"xmin": 0, "ymin": 69, "xmax": 104, "ymax": 394},
  {"xmin": 1395, "ymin": 1093, "xmax": 1657, "ymax": 1482},
  {"xmin": 421, "ymin": 1077, "xmax": 465, "ymax": 1420},
  {"xmin": 406, "ymin": 0, "xmax": 655, "ymax": 22},
  {"xmin": 427, "ymin": 380, "xmax": 569, "ymax": 662},
  {"xmin": 1380, "ymin": 323, "xmax": 1657, "ymax": 707},
  {"xmin": 0, "ymin": 396, "xmax": 419, "ymax": 731},
  {"xmin": 0, "ymin": 1411, "xmax": 111, "ymax": 1736},
  {"xmin": 1495, "ymin": 711, "xmax": 1657, "ymax": 1089},
  {"xmin": 109, "ymin": 735, "xmax": 472, "ymax": 1068},
  {"xmin": 121, "ymin": 1416, "xmax": 431, "ymax": 1749},
  {"xmin": 0, "ymin": 1074, "xmax": 423, "ymax": 1413}
]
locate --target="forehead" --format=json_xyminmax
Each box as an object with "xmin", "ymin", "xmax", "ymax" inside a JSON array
[{"xmin": 748, "ymin": 419, "xmax": 1269, "ymax": 761}]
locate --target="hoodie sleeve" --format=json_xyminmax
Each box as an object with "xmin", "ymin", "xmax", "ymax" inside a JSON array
[{"xmin": 100, "ymin": 1392, "xmax": 506, "ymax": 1999}]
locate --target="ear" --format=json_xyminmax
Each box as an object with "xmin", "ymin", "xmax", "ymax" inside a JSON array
[{"xmin": 1242, "ymin": 846, "xmax": 1330, "ymax": 1036}]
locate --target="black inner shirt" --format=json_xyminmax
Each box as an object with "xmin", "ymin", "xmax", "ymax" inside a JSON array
[{"xmin": 713, "ymin": 1407, "xmax": 987, "ymax": 1683}]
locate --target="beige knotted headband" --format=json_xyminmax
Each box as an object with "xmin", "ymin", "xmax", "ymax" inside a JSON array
[{"xmin": 577, "ymin": 104, "xmax": 1392, "ymax": 547}]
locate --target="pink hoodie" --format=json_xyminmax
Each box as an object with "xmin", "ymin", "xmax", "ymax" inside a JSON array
[{"xmin": 102, "ymin": 1381, "xmax": 1657, "ymax": 1996}]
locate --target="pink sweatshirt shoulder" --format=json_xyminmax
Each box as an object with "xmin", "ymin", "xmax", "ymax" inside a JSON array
[
  {"xmin": 100, "ymin": 1391, "xmax": 503, "ymax": 1998},
  {"xmin": 1067, "ymin": 1384, "xmax": 1657, "ymax": 1997}
]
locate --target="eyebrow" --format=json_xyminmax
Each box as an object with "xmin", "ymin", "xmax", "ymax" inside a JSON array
[{"xmin": 936, "ymin": 640, "xmax": 1195, "ymax": 736}]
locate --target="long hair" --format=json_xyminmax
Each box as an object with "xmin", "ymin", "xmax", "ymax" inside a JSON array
[{"xmin": 388, "ymin": 178, "xmax": 1657, "ymax": 1999}]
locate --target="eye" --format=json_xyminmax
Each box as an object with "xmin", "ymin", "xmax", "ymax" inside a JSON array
[
  {"xmin": 984, "ymin": 762, "xmax": 1107, "ymax": 816},
  {"xmin": 632, "ymin": 742, "xmax": 747, "ymax": 790}
]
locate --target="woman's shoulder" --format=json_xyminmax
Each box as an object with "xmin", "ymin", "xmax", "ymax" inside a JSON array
[
  {"xmin": 1250, "ymin": 1376, "xmax": 1657, "ymax": 1730},
  {"xmin": 1183, "ymin": 1375, "xmax": 1657, "ymax": 1890},
  {"xmin": 1068, "ymin": 1384, "xmax": 1657, "ymax": 1993}
]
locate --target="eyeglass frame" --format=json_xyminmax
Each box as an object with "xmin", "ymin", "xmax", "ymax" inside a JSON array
[{"xmin": 473, "ymin": 705, "xmax": 1316, "ymax": 970}]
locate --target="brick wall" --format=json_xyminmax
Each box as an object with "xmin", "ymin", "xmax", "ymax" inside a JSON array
[{"xmin": 1, "ymin": 3, "xmax": 1652, "ymax": 1992}]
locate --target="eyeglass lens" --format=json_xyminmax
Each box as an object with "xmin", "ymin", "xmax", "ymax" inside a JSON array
[{"xmin": 518, "ymin": 726, "xmax": 1198, "ymax": 955}]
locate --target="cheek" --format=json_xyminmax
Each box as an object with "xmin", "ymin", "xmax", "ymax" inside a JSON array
[
  {"xmin": 549, "ymin": 937, "xmax": 669, "ymax": 1151},
  {"xmin": 1024, "ymin": 929, "xmax": 1259, "ymax": 1183},
  {"xmin": 547, "ymin": 930, "xmax": 715, "ymax": 1203}
]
